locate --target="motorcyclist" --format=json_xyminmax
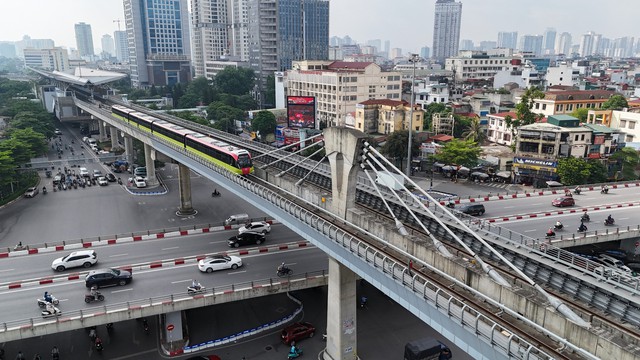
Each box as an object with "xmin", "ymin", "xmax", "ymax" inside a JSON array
[
  {"xmin": 45, "ymin": 302, "xmax": 56, "ymax": 314},
  {"xmin": 581, "ymin": 212, "xmax": 590, "ymax": 221},
  {"xmin": 90, "ymin": 285, "xmax": 99, "ymax": 300},
  {"xmin": 579, "ymin": 222, "xmax": 587, "ymax": 232},
  {"xmin": 565, "ymin": 190, "xmax": 572, "ymax": 197},
  {"xmin": 360, "ymin": 295, "xmax": 368, "ymax": 307},
  {"xmin": 290, "ymin": 343, "xmax": 298, "ymax": 355},
  {"xmin": 574, "ymin": 186, "xmax": 581, "ymax": 194},
  {"xmin": 44, "ymin": 291, "xmax": 52, "ymax": 303},
  {"xmin": 42, "ymin": 186, "xmax": 47, "ymax": 193},
  {"xmin": 191, "ymin": 279, "xmax": 201, "ymax": 290},
  {"xmin": 546, "ymin": 227, "xmax": 555, "ymax": 237},
  {"xmin": 607, "ymin": 214, "xmax": 614, "ymax": 224},
  {"xmin": 447, "ymin": 199, "xmax": 455, "ymax": 208},
  {"xmin": 555, "ymin": 221, "xmax": 563, "ymax": 229},
  {"xmin": 50, "ymin": 346, "xmax": 59, "ymax": 360},
  {"xmin": 278, "ymin": 262, "xmax": 287, "ymax": 273}
]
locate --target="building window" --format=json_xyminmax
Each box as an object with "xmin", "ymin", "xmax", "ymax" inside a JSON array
[
  {"xmin": 620, "ymin": 120, "xmax": 627, "ymax": 128},
  {"xmin": 542, "ymin": 104, "xmax": 547, "ymax": 110},
  {"xmin": 630, "ymin": 121, "xmax": 636, "ymax": 130},
  {"xmin": 574, "ymin": 135, "xmax": 579, "ymax": 141},
  {"xmin": 535, "ymin": 103, "xmax": 540, "ymax": 109},
  {"xmin": 581, "ymin": 134, "xmax": 585, "ymax": 141}
]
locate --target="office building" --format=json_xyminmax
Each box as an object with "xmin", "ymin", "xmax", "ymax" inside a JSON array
[
  {"xmin": 0, "ymin": 42, "xmax": 17, "ymax": 58},
  {"xmin": 497, "ymin": 31, "xmax": 517, "ymax": 49},
  {"xmin": 74, "ymin": 22, "xmax": 95, "ymax": 57},
  {"xmin": 23, "ymin": 47, "xmax": 70, "ymax": 71},
  {"xmin": 248, "ymin": 0, "xmax": 329, "ymax": 89},
  {"xmin": 191, "ymin": 0, "xmax": 250, "ymax": 79},
  {"xmin": 479, "ymin": 41, "xmax": 496, "ymax": 51},
  {"xmin": 124, "ymin": 0, "xmax": 192, "ymax": 87},
  {"xmin": 445, "ymin": 49, "xmax": 514, "ymax": 82},
  {"xmin": 114, "ymin": 30, "xmax": 129, "ymax": 63},
  {"xmin": 519, "ymin": 35, "xmax": 543, "ymax": 56},
  {"xmin": 14, "ymin": 36, "xmax": 55, "ymax": 58},
  {"xmin": 432, "ymin": 0, "xmax": 462, "ymax": 63},
  {"xmin": 579, "ymin": 31, "xmax": 597, "ymax": 57},
  {"xmin": 543, "ymin": 28, "xmax": 556, "ymax": 54},
  {"xmin": 101, "ymin": 34, "xmax": 115, "ymax": 59},
  {"xmin": 420, "ymin": 46, "xmax": 430, "ymax": 59},
  {"xmin": 555, "ymin": 32, "xmax": 572, "ymax": 55},
  {"xmin": 459, "ymin": 39, "xmax": 474, "ymax": 51}
]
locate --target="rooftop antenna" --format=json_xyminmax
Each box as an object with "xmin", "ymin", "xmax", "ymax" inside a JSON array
[{"xmin": 113, "ymin": 19, "xmax": 123, "ymax": 31}]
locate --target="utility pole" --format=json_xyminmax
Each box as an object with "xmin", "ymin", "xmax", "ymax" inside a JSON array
[{"xmin": 406, "ymin": 53, "xmax": 419, "ymax": 177}]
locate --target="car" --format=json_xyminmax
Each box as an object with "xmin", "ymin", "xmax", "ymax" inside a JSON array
[
  {"xmin": 134, "ymin": 176, "xmax": 147, "ymax": 188},
  {"xmin": 551, "ymin": 196, "xmax": 575, "ymax": 207},
  {"xmin": 85, "ymin": 268, "xmax": 132, "ymax": 288},
  {"xmin": 79, "ymin": 167, "xmax": 89, "ymax": 177},
  {"xmin": 24, "ymin": 187, "xmax": 39, "ymax": 198},
  {"xmin": 281, "ymin": 322, "xmax": 316, "ymax": 345},
  {"xmin": 197, "ymin": 255, "xmax": 243, "ymax": 273},
  {"xmin": 54, "ymin": 129, "xmax": 62, "ymax": 135},
  {"xmin": 228, "ymin": 232, "xmax": 266, "ymax": 247},
  {"xmin": 238, "ymin": 221, "xmax": 271, "ymax": 235},
  {"xmin": 458, "ymin": 203, "xmax": 485, "ymax": 216},
  {"xmin": 97, "ymin": 176, "xmax": 108, "ymax": 186},
  {"xmin": 185, "ymin": 356, "xmax": 221, "ymax": 360},
  {"xmin": 82, "ymin": 136, "xmax": 89, "ymax": 143},
  {"xmin": 134, "ymin": 166, "xmax": 147, "ymax": 177},
  {"xmin": 105, "ymin": 173, "xmax": 117, "ymax": 182},
  {"xmin": 598, "ymin": 255, "xmax": 632, "ymax": 273},
  {"xmin": 92, "ymin": 169, "xmax": 103, "ymax": 179},
  {"xmin": 51, "ymin": 250, "xmax": 97, "ymax": 271}
]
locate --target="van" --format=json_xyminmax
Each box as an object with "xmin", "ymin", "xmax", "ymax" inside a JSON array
[
  {"xmin": 459, "ymin": 203, "xmax": 485, "ymax": 216},
  {"xmin": 87, "ymin": 138, "xmax": 97, "ymax": 146},
  {"xmin": 404, "ymin": 338, "xmax": 452, "ymax": 360},
  {"xmin": 224, "ymin": 213, "xmax": 249, "ymax": 226}
]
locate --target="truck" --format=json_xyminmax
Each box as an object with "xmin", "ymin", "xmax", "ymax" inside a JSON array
[
  {"xmin": 404, "ymin": 338, "xmax": 452, "ymax": 360},
  {"xmin": 375, "ymin": 170, "xmax": 405, "ymax": 191}
]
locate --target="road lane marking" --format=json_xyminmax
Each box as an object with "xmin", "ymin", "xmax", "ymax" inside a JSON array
[
  {"xmin": 0, "ymin": 269, "xmax": 15, "ymax": 273},
  {"xmin": 228, "ymin": 270, "xmax": 246, "ymax": 275},
  {"xmin": 524, "ymin": 229, "xmax": 537, "ymax": 232},
  {"xmin": 162, "ymin": 247, "xmax": 179, "ymax": 251},
  {"xmin": 171, "ymin": 279, "xmax": 192, "ymax": 284},
  {"xmin": 503, "ymin": 206, "xmax": 514, "ymax": 209},
  {"xmin": 111, "ymin": 288, "xmax": 133, "ymax": 294},
  {"xmin": 109, "ymin": 254, "xmax": 129, "ymax": 258}
]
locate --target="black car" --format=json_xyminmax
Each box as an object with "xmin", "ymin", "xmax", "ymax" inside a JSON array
[
  {"xmin": 459, "ymin": 203, "xmax": 485, "ymax": 216},
  {"xmin": 85, "ymin": 268, "xmax": 132, "ymax": 288},
  {"xmin": 228, "ymin": 232, "xmax": 266, "ymax": 247},
  {"xmin": 105, "ymin": 173, "xmax": 117, "ymax": 182}
]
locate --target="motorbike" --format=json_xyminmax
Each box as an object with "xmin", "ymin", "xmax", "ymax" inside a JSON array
[
  {"xmin": 13, "ymin": 243, "xmax": 26, "ymax": 251},
  {"xmin": 601, "ymin": 187, "xmax": 609, "ymax": 194},
  {"xmin": 37, "ymin": 295, "xmax": 59, "ymax": 307},
  {"xmin": 554, "ymin": 223, "xmax": 563, "ymax": 230},
  {"xmin": 360, "ymin": 296, "xmax": 368, "ymax": 309},
  {"xmin": 95, "ymin": 338, "xmax": 103, "ymax": 351},
  {"xmin": 211, "ymin": 189, "xmax": 221, "ymax": 197},
  {"xmin": 42, "ymin": 187, "xmax": 47, "ymax": 195},
  {"xmin": 605, "ymin": 218, "xmax": 615, "ymax": 226},
  {"xmin": 578, "ymin": 225, "xmax": 588, "ymax": 233},
  {"xmin": 187, "ymin": 285, "xmax": 206, "ymax": 295},
  {"xmin": 277, "ymin": 267, "xmax": 293, "ymax": 277},
  {"xmin": 41, "ymin": 305, "xmax": 62, "ymax": 318},
  {"xmin": 50, "ymin": 347, "xmax": 60, "ymax": 360},
  {"xmin": 545, "ymin": 231, "xmax": 556, "ymax": 238},
  {"xmin": 288, "ymin": 347, "xmax": 303, "ymax": 359},
  {"xmin": 581, "ymin": 214, "xmax": 590, "ymax": 222},
  {"xmin": 117, "ymin": 177, "xmax": 123, "ymax": 185},
  {"xmin": 445, "ymin": 202, "xmax": 455, "ymax": 209},
  {"xmin": 53, "ymin": 186, "xmax": 57, "ymax": 192},
  {"xmin": 142, "ymin": 318, "xmax": 149, "ymax": 333},
  {"xmin": 84, "ymin": 292, "xmax": 105, "ymax": 303},
  {"xmin": 62, "ymin": 183, "xmax": 67, "ymax": 191}
]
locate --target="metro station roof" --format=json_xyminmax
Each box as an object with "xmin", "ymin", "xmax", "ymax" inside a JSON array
[{"xmin": 28, "ymin": 66, "xmax": 127, "ymax": 86}]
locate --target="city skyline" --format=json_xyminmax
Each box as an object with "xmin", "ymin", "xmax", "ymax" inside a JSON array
[{"xmin": 0, "ymin": 0, "xmax": 639, "ymax": 55}]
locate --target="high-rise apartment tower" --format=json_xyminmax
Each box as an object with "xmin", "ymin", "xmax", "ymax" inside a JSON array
[
  {"xmin": 74, "ymin": 22, "xmax": 95, "ymax": 57},
  {"xmin": 432, "ymin": 0, "xmax": 462, "ymax": 63}
]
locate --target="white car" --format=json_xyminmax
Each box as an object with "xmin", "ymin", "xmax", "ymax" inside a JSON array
[
  {"xmin": 238, "ymin": 221, "xmax": 271, "ymax": 235},
  {"xmin": 51, "ymin": 250, "xmax": 97, "ymax": 271},
  {"xmin": 97, "ymin": 176, "xmax": 108, "ymax": 186},
  {"xmin": 197, "ymin": 255, "xmax": 243, "ymax": 273},
  {"xmin": 134, "ymin": 176, "xmax": 147, "ymax": 188}
]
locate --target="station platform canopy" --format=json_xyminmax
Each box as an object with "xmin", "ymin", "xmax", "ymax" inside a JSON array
[{"xmin": 29, "ymin": 66, "xmax": 127, "ymax": 86}]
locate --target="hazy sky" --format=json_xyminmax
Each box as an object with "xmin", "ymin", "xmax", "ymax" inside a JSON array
[{"xmin": 1, "ymin": 0, "xmax": 638, "ymax": 54}]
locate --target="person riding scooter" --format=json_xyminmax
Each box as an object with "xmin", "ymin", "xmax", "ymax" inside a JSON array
[
  {"xmin": 191, "ymin": 279, "xmax": 202, "ymax": 291},
  {"xmin": 601, "ymin": 185, "xmax": 609, "ymax": 194},
  {"xmin": 581, "ymin": 212, "xmax": 590, "ymax": 222},
  {"xmin": 44, "ymin": 291, "xmax": 53, "ymax": 304},
  {"xmin": 554, "ymin": 221, "xmax": 563, "ymax": 230},
  {"xmin": 578, "ymin": 222, "xmax": 588, "ymax": 232},
  {"xmin": 574, "ymin": 186, "xmax": 581, "ymax": 195},
  {"xmin": 606, "ymin": 214, "xmax": 615, "ymax": 225},
  {"xmin": 446, "ymin": 199, "xmax": 455, "ymax": 208},
  {"xmin": 546, "ymin": 227, "xmax": 556, "ymax": 237}
]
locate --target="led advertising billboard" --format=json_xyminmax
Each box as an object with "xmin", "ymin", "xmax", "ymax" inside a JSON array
[{"xmin": 287, "ymin": 96, "xmax": 316, "ymax": 129}]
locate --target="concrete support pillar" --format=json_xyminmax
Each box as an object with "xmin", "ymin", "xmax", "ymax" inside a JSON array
[
  {"xmin": 124, "ymin": 135, "xmax": 134, "ymax": 165},
  {"xmin": 143, "ymin": 143, "xmax": 158, "ymax": 186},
  {"xmin": 321, "ymin": 127, "xmax": 367, "ymax": 360},
  {"xmin": 110, "ymin": 127, "xmax": 118, "ymax": 150},
  {"xmin": 98, "ymin": 120, "xmax": 107, "ymax": 142},
  {"xmin": 323, "ymin": 257, "xmax": 357, "ymax": 360},
  {"xmin": 176, "ymin": 162, "xmax": 196, "ymax": 216}
]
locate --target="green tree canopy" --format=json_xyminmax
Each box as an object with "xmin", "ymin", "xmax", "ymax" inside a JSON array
[
  {"xmin": 0, "ymin": 150, "xmax": 16, "ymax": 187},
  {"xmin": 9, "ymin": 127, "xmax": 48, "ymax": 157},
  {"xmin": 610, "ymin": 147, "xmax": 640, "ymax": 180},
  {"xmin": 211, "ymin": 118, "xmax": 235, "ymax": 133},
  {"xmin": 461, "ymin": 117, "xmax": 486, "ymax": 144},
  {"xmin": 601, "ymin": 94, "xmax": 629, "ymax": 110},
  {"xmin": 380, "ymin": 130, "xmax": 421, "ymax": 167},
  {"xmin": 0, "ymin": 137, "xmax": 35, "ymax": 165},
  {"xmin": 206, "ymin": 102, "xmax": 246, "ymax": 123},
  {"xmin": 251, "ymin": 111, "xmax": 277, "ymax": 139},
  {"xmin": 452, "ymin": 115, "xmax": 472, "ymax": 138},
  {"xmin": 424, "ymin": 102, "xmax": 447, "ymax": 132},
  {"xmin": 168, "ymin": 111, "xmax": 209, "ymax": 126},
  {"xmin": 556, "ymin": 157, "xmax": 608, "ymax": 185},
  {"xmin": 433, "ymin": 139, "xmax": 481, "ymax": 167},
  {"xmin": 213, "ymin": 67, "xmax": 255, "ymax": 96},
  {"xmin": 505, "ymin": 87, "xmax": 545, "ymax": 131},
  {"xmin": 570, "ymin": 108, "xmax": 589, "ymax": 122}
]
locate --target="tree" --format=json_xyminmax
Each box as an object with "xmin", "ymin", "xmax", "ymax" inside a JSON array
[
  {"xmin": 571, "ymin": 108, "xmax": 589, "ymax": 122},
  {"xmin": 380, "ymin": 130, "xmax": 420, "ymax": 167},
  {"xmin": 610, "ymin": 147, "xmax": 640, "ymax": 180},
  {"xmin": 433, "ymin": 139, "xmax": 481, "ymax": 167},
  {"xmin": 0, "ymin": 137, "xmax": 35, "ymax": 165},
  {"xmin": 601, "ymin": 94, "xmax": 629, "ymax": 110},
  {"xmin": 0, "ymin": 150, "xmax": 16, "ymax": 187},
  {"xmin": 206, "ymin": 102, "xmax": 245, "ymax": 123},
  {"xmin": 452, "ymin": 115, "xmax": 472, "ymax": 138},
  {"xmin": 9, "ymin": 128, "xmax": 48, "ymax": 157},
  {"xmin": 211, "ymin": 118, "xmax": 235, "ymax": 133},
  {"xmin": 251, "ymin": 111, "xmax": 277, "ymax": 139},
  {"xmin": 263, "ymin": 74, "xmax": 276, "ymax": 108},
  {"xmin": 423, "ymin": 103, "xmax": 446, "ymax": 132},
  {"xmin": 213, "ymin": 67, "xmax": 255, "ymax": 96},
  {"xmin": 461, "ymin": 117, "xmax": 486, "ymax": 144},
  {"xmin": 585, "ymin": 159, "xmax": 608, "ymax": 183},
  {"xmin": 168, "ymin": 111, "xmax": 209, "ymax": 126},
  {"xmin": 504, "ymin": 86, "xmax": 545, "ymax": 138},
  {"xmin": 556, "ymin": 157, "xmax": 591, "ymax": 185}
]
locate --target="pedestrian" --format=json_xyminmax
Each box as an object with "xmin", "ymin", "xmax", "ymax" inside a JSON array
[{"xmin": 409, "ymin": 260, "xmax": 413, "ymax": 275}]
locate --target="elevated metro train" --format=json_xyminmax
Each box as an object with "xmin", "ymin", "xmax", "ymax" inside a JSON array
[{"xmin": 111, "ymin": 104, "xmax": 253, "ymax": 175}]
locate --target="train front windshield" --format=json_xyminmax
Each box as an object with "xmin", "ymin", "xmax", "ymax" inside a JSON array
[{"xmin": 237, "ymin": 154, "xmax": 252, "ymax": 169}]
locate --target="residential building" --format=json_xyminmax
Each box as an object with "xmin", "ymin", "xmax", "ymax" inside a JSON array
[
  {"xmin": 497, "ymin": 31, "xmax": 517, "ymax": 49},
  {"xmin": 589, "ymin": 109, "xmax": 640, "ymax": 143},
  {"xmin": 445, "ymin": 49, "xmax": 514, "ymax": 82},
  {"xmin": 124, "ymin": 0, "xmax": 192, "ymax": 87},
  {"xmin": 459, "ymin": 39, "xmax": 474, "ymax": 51},
  {"xmin": 354, "ymin": 99, "xmax": 423, "ymax": 134},
  {"xmin": 113, "ymin": 30, "xmax": 129, "ymax": 63},
  {"xmin": 390, "ymin": 48, "xmax": 403, "ymax": 59},
  {"xmin": 420, "ymin": 46, "xmax": 430, "ymax": 59},
  {"xmin": 486, "ymin": 111, "xmax": 516, "ymax": 146},
  {"xmin": 545, "ymin": 61, "xmax": 580, "ymax": 88},
  {"xmin": 493, "ymin": 60, "xmax": 543, "ymax": 89},
  {"xmin": 543, "ymin": 28, "xmax": 556, "ymax": 55},
  {"xmin": 526, "ymin": 89, "xmax": 618, "ymax": 117},
  {"xmin": 479, "ymin": 41, "xmax": 497, "ymax": 51},
  {"xmin": 432, "ymin": 113, "xmax": 454, "ymax": 135},
  {"xmin": 415, "ymin": 83, "xmax": 449, "ymax": 108},
  {"xmin": 23, "ymin": 47, "xmax": 70, "ymax": 72},
  {"xmin": 74, "ymin": 22, "xmax": 95, "ymax": 58},
  {"xmin": 555, "ymin": 32, "xmax": 572, "ymax": 55},
  {"xmin": 432, "ymin": 0, "xmax": 462, "ymax": 63},
  {"xmin": 0, "ymin": 42, "xmax": 16, "ymax": 58},
  {"xmin": 14, "ymin": 36, "xmax": 55, "ymax": 58},
  {"xmin": 579, "ymin": 31, "xmax": 598, "ymax": 57},
  {"xmin": 248, "ymin": 0, "xmax": 329, "ymax": 90},
  {"xmin": 101, "ymin": 34, "xmax": 115, "ymax": 59},
  {"xmin": 582, "ymin": 123, "xmax": 625, "ymax": 159},
  {"xmin": 285, "ymin": 60, "xmax": 402, "ymax": 128},
  {"xmin": 519, "ymin": 35, "xmax": 543, "ymax": 56}
]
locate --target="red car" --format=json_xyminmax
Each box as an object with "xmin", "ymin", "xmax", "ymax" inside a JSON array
[
  {"xmin": 281, "ymin": 322, "xmax": 316, "ymax": 345},
  {"xmin": 552, "ymin": 196, "xmax": 575, "ymax": 207}
]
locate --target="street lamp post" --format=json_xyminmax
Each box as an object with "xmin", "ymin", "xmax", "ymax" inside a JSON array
[{"xmin": 406, "ymin": 53, "xmax": 419, "ymax": 177}]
